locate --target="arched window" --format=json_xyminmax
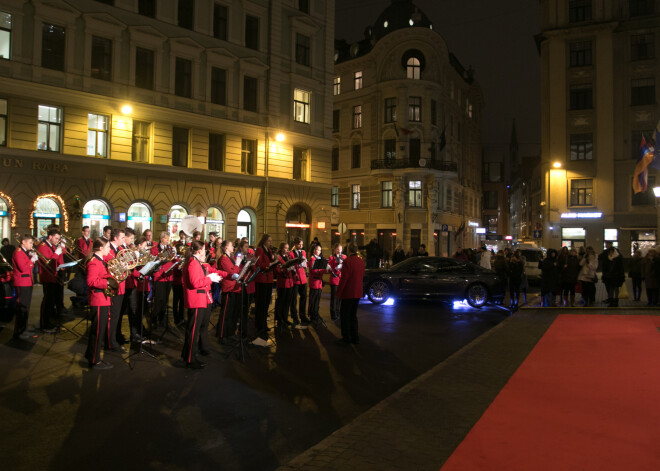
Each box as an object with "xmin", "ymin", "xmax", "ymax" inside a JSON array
[
  {"xmin": 82, "ymin": 199, "xmax": 111, "ymax": 238},
  {"xmin": 406, "ymin": 57, "xmax": 421, "ymax": 80},
  {"xmin": 33, "ymin": 197, "xmax": 62, "ymax": 237},
  {"xmin": 168, "ymin": 205, "xmax": 189, "ymax": 241},
  {"xmin": 285, "ymin": 204, "xmax": 311, "ymax": 248},
  {"xmin": 237, "ymin": 209, "xmax": 254, "ymax": 245},
  {"xmin": 205, "ymin": 206, "xmax": 225, "ymax": 240},
  {"xmin": 127, "ymin": 202, "xmax": 152, "ymax": 235},
  {"xmin": 0, "ymin": 196, "xmax": 10, "ymax": 240}
]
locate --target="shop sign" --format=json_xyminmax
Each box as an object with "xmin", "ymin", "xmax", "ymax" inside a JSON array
[
  {"xmin": 118, "ymin": 213, "xmax": 126, "ymax": 222},
  {"xmin": 129, "ymin": 216, "xmax": 153, "ymax": 222},
  {"xmin": 33, "ymin": 212, "xmax": 60, "ymax": 218},
  {"xmin": 206, "ymin": 219, "xmax": 224, "ymax": 224},
  {"xmin": 83, "ymin": 214, "xmax": 110, "ymax": 220},
  {"xmin": 560, "ymin": 212, "xmax": 603, "ymax": 219},
  {"xmin": 0, "ymin": 211, "xmax": 6, "ymax": 216},
  {"xmin": 2, "ymin": 158, "xmax": 68, "ymax": 173},
  {"xmin": 317, "ymin": 221, "xmax": 326, "ymax": 229}
]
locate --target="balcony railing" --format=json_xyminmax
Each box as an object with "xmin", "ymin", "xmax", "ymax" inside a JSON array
[{"xmin": 370, "ymin": 158, "xmax": 458, "ymax": 172}]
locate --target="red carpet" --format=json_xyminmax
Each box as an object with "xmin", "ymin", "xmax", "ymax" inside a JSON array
[{"xmin": 441, "ymin": 315, "xmax": 660, "ymax": 471}]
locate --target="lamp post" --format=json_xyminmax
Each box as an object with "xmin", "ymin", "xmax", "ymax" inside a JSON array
[{"xmin": 544, "ymin": 161, "xmax": 562, "ymax": 247}]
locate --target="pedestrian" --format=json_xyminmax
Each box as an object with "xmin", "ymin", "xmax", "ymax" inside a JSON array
[
  {"xmin": 507, "ymin": 252, "xmax": 524, "ymax": 308},
  {"xmin": 560, "ymin": 248, "xmax": 580, "ymax": 306},
  {"xmin": 392, "ymin": 243, "xmax": 406, "ymax": 265},
  {"xmin": 416, "ymin": 244, "xmax": 429, "ymax": 256},
  {"xmin": 642, "ymin": 249, "xmax": 658, "ymax": 305},
  {"xmin": 577, "ymin": 246, "xmax": 598, "ymax": 306},
  {"xmin": 539, "ymin": 249, "xmax": 560, "ymax": 306},
  {"xmin": 405, "ymin": 247, "xmax": 415, "ymax": 258},
  {"xmin": 628, "ymin": 249, "xmax": 643, "ymax": 301},
  {"xmin": 479, "ymin": 246, "xmax": 491, "ymax": 269},
  {"xmin": 601, "ymin": 246, "xmax": 625, "ymax": 307},
  {"xmin": 361, "ymin": 238, "xmax": 382, "ymax": 268},
  {"xmin": 335, "ymin": 242, "xmax": 365, "ymax": 345}
]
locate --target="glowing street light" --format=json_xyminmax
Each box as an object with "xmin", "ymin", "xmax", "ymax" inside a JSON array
[
  {"xmin": 121, "ymin": 104, "xmax": 133, "ymax": 115},
  {"xmin": 552, "ymin": 161, "xmax": 562, "ymax": 168}
]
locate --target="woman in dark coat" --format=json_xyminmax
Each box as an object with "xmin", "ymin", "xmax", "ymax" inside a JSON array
[
  {"xmin": 628, "ymin": 249, "xmax": 643, "ymax": 301},
  {"xmin": 601, "ymin": 247, "xmax": 625, "ymax": 307},
  {"xmin": 507, "ymin": 252, "xmax": 524, "ymax": 308},
  {"xmin": 392, "ymin": 243, "xmax": 406, "ymax": 265},
  {"xmin": 539, "ymin": 249, "xmax": 560, "ymax": 307},
  {"xmin": 560, "ymin": 248, "xmax": 580, "ymax": 306}
]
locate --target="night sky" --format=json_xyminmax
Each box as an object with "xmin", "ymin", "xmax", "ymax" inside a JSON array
[{"xmin": 335, "ymin": 0, "xmax": 541, "ymax": 162}]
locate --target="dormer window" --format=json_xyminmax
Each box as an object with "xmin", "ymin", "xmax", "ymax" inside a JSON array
[{"xmin": 407, "ymin": 57, "xmax": 421, "ymax": 80}]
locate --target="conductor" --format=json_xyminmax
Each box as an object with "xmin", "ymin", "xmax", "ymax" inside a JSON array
[{"xmin": 335, "ymin": 242, "xmax": 365, "ymax": 345}]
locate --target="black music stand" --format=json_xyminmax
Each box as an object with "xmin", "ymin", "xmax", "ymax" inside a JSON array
[
  {"xmin": 128, "ymin": 262, "xmax": 161, "ymax": 368},
  {"xmin": 47, "ymin": 263, "xmax": 82, "ymax": 339},
  {"xmin": 157, "ymin": 260, "xmax": 184, "ymax": 343},
  {"xmin": 223, "ymin": 261, "xmax": 258, "ymax": 362},
  {"xmin": 309, "ymin": 258, "xmax": 330, "ymax": 328}
]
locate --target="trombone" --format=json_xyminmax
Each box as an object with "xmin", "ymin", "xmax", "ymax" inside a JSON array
[{"xmin": 15, "ymin": 233, "xmax": 64, "ymax": 285}]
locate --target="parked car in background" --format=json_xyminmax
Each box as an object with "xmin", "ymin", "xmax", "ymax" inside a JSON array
[
  {"xmin": 516, "ymin": 245, "xmax": 544, "ymax": 281},
  {"xmin": 363, "ymin": 257, "xmax": 506, "ymax": 307}
]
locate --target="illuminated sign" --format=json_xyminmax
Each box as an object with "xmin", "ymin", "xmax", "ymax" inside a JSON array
[
  {"xmin": 468, "ymin": 221, "xmax": 479, "ymax": 227},
  {"xmin": 476, "ymin": 228, "xmax": 486, "ymax": 234},
  {"xmin": 560, "ymin": 212, "xmax": 603, "ymax": 219},
  {"xmin": 82, "ymin": 214, "xmax": 110, "ymax": 220},
  {"xmin": 118, "ymin": 213, "xmax": 126, "ymax": 222},
  {"xmin": 286, "ymin": 223, "xmax": 310, "ymax": 229},
  {"xmin": 0, "ymin": 211, "xmax": 6, "ymax": 216},
  {"xmin": 317, "ymin": 221, "xmax": 326, "ymax": 229},
  {"xmin": 33, "ymin": 212, "xmax": 60, "ymax": 218},
  {"xmin": 169, "ymin": 218, "xmax": 182, "ymax": 222},
  {"xmin": 206, "ymin": 219, "xmax": 224, "ymax": 224},
  {"xmin": 128, "ymin": 216, "xmax": 152, "ymax": 222},
  {"xmin": 505, "ymin": 235, "xmax": 513, "ymax": 240}
]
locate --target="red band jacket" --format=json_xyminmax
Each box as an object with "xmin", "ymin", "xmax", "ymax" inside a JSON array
[
  {"xmin": 76, "ymin": 237, "xmax": 92, "ymax": 257},
  {"xmin": 183, "ymin": 257, "xmax": 212, "ymax": 308},
  {"xmin": 328, "ymin": 254, "xmax": 347, "ymax": 287},
  {"xmin": 151, "ymin": 245, "xmax": 175, "ymax": 283},
  {"xmin": 288, "ymin": 249, "xmax": 307, "ymax": 285},
  {"xmin": 218, "ymin": 254, "xmax": 241, "ymax": 293},
  {"xmin": 335, "ymin": 254, "xmax": 365, "ymax": 299},
  {"xmin": 275, "ymin": 254, "xmax": 294, "ymax": 289},
  {"xmin": 255, "ymin": 246, "xmax": 275, "ymax": 284},
  {"xmin": 37, "ymin": 241, "xmax": 62, "ymax": 284},
  {"xmin": 12, "ymin": 248, "xmax": 34, "ymax": 287},
  {"xmin": 87, "ymin": 255, "xmax": 112, "ymax": 307},
  {"xmin": 103, "ymin": 243, "xmax": 126, "ymax": 296},
  {"xmin": 308, "ymin": 255, "xmax": 327, "ymax": 290}
]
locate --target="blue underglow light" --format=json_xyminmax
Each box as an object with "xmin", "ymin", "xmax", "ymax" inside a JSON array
[
  {"xmin": 383, "ymin": 298, "xmax": 395, "ymax": 306},
  {"xmin": 453, "ymin": 299, "xmax": 470, "ymax": 309}
]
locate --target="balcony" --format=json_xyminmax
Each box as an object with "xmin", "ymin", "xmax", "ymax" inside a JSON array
[{"xmin": 371, "ymin": 158, "xmax": 458, "ymax": 172}]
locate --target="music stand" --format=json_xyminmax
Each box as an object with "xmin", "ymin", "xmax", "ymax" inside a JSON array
[
  {"xmin": 309, "ymin": 258, "xmax": 329, "ymax": 329},
  {"xmin": 46, "ymin": 264, "xmax": 82, "ymax": 339},
  {"xmin": 223, "ymin": 260, "xmax": 257, "ymax": 362},
  {"xmin": 156, "ymin": 263, "xmax": 184, "ymax": 344},
  {"xmin": 128, "ymin": 262, "xmax": 161, "ymax": 368}
]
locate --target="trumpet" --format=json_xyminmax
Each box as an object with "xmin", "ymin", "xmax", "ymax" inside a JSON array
[{"xmin": 15, "ymin": 233, "xmax": 64, "ymax": 285}]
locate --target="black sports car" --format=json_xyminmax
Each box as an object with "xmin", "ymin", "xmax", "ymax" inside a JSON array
[{"xmin": 363, "ymin": 257, "xmax": 506, "ymax": 307}]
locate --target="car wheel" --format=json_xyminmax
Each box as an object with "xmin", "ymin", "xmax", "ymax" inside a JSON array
[
  {"xmin": 367, "ymin": 280, "xmax": 391, "ymax": 304},
  {"xmin": 466, "ymin": 283, "xmax": 489, "ymax": 308}
]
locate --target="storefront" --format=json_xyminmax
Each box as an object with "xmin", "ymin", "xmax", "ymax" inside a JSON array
[
  {"xmin": 82, "ymin": 199, "xmax": 111, "ymax": 238},
  {"xmin": 32, "ymin": 195, "xmax": 65, "ymax": 237},
  {"xmin": 630, "ymin": 230, "xmax": 656, "ymax": 255},
  {"xmin": 0, "ymin": 194, "xmax": 12, "ymax": 241},
  {"xmin": 377, "ymin": 229, "xmax": 396, "ymax": 261},
  {"xmin": 204, "ymin": 206, "xmax": 225, "ymax": 240},
  {"xmin": 561, "ymin": 227, "xmax": 586, "ymax": 249},
  {"xmin": 126, "ymin": 202, "xmax": 152, "ymax": 236},
  {"xmin": 237, "ymin": 209, "xmax": 255, "ymax": 245},
  {"xmin": 167, "ymin": 204, "xmax": 188, "ymax": 241},
  {"xmin": 285, "ymin": 204, "xmax": 311, "ymax": 248}
]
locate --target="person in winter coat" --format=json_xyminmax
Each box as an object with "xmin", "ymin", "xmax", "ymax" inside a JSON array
[
  {"xmin": 506, "ymin": 253, "xmax": 524, "ymax": 308},
  {"xmin": 577, "ymin": 246, "xmax": 598, "ymax": 306},
  {"xmin": 392, "ymin": 243, "xmax": 406, "ymax": 265},
  {"xmin": 539, "ymin": 249, "xmax": 560, "ymax": 306},
  {"xmin": 335, "ymin": 242, "xmax": 365, "ymax": 345},
  {"xmin": 601, "ymin": 246, "xmax": 625, "ymax": 307},
  {"xmin": 628, "ymin": 249, "xmax": 644, "ymax": 301},
  {"xmin": 641, "ymin": 249, "xmax": 659, "ymax": 305},
  {"xmin": 479, "ymin": 247, "xmax": 492, "ymax": 270},
  {"xmin": 560, "ymin": 248, "xmax": 580, "ymax": 306}
]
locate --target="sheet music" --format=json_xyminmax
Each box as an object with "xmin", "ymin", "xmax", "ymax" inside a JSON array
[{"xmin": 237, "ymin": 258, "xmax": 255, "ymax": 282}]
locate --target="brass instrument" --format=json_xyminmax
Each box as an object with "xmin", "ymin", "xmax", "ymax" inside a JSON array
[
  {"xmin": 15, "ymin": 233, "xmax": 63, "ymax": 284},
  {"xmin": 157, "ymin": 246, "xmax": 176, "ymax": 263},
  {"xmin": 137, "ymin": 248, "xmax": 156, "ymax": 265},
  {"xmin": 104, "ymin": 249, "xmax": 138, "ymax": 296}
]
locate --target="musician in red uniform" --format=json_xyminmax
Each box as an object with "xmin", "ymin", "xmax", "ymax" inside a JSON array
[
  {"xmin": 171, "ymin": 241, "xmax": 186, "ymax": 327},
  {"xmin": 76, "ymin": 226, "xmax": 93, "ymax": 257},
  {"xmin": 150, "ymin": 232, "xmax": 175, "ymax": 328},
  {"xmin": 289, "ymin": 237, "xmax": 310, "ymax": 326},
  {"xmin": 12, "ymin": 234, "xmax": 38, "ymax": 339},
  {"xmin": 216, "ymin": 240, "xmax": 242, "ymax": 342},
  {"xmin": 130, "ymin": 236, "xmax": 150, "ymax": 341},
  {"xmin": 104, "ymin": 228, "xmax": 126, "ymax": 352},
  {"xmin": 253, "ymin": 234, "xmax": 275, "ymax": 347},
  {"xmin": 328, "ymin": 243, "xmax": 347, "ymax": 321},
  {"xmin": 85, "ymin": 237, "xmax": 114, "ymax": 369},
  {"xmin": 38, "ymin": 228, "xmax": 63, "ymax": 331},
  {"xmin": 308, "ymin": 244, "xmax": 328, "ymax": 325},
  {"xmin": 335, "ymin": 243, "xmax": 365, "ymax": 345},
  {"xmin": 235, "ymin": 239, "xmax": 255, "ymax": 336},
  {"xmin": 274, "ymin": 242, "xmax": 295, "ymax": 329},
  {"xmin": 143, "ymin": 229, "xmax": 154, "ymax": 248},
  {"xmin": 181, "ymin": 240, "xmax": 222, "ymax": 369}
]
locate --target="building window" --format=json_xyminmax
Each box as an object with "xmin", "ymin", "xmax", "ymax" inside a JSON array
[
  {"xmin": 384, "ymin": 139, "xmax": 396, "ymax": 161},
  {"xmin": 570, "ymin": 179, "xmax": 593, "ymax": 206},
  {"xmin": 293, "ymin": 89, "xmax": 310, "ymax": 123},
  {"xmin": 431, "ymin": 99, "xmax": 437, "ymax": 125},
  {"xmin": 37, "ymin": 105, "xmax": 62, "ymax": 152},
  {"xmin": 382, "ymin": 181, "xmax": 393, "ymax": 208},
  {"xmin": 132, "ymin": 121, "xmax": 151, "ymax": 162},
  {"xmin": 333, "ymin": 76, "xmax": 341, "ymax": 95},
  {"xmin": 632, "ymin": 176, "xmax": 656, "ymax": 205},
  {"xmin": 210, "ymin": 67, "xmax": 226, "ymax": 105},
  {"xmin": 42, "ymin": 23, "xmax": 65, "ymax": 71},
  {"xmin": 384, "ymin": 97, "xmax": 396, "ymax": 123},
  {"xmin": 631, "ymin": 78, "xmax": 655, "ymax": 106},
  {"xmin": 135, "ymin": 47, "xmax": 154, "ymax": 90},
  {"xmin": 408, "ymin": 181, "xmax": 422, "ymax": 208},
  {"xmin": 446, "ymin": 188, "xmax": 453, "ymax": 212},
  {"xmin": 175, "ymin": 57, "xmax": 192, "ymax": 98},
  {"xmin": 0, "ymin": 11, "xmax": 11, "ymax": 60},
  {"xmin": 569, "ymin": 0, "xmax": 592, "ymax": 23},
  {"xmin": 631, "ymin": 130, "xmax": 653, "ymax": 158},
  {"xmin": 352, "ymin": 105, "xmax": 362, "ymax": 129},
  {"xmin": 0, "ymin": 98, "xmax": 5, "ymax": 146},
  {"xmin": 569, "ymin": 40, "xmax": 592, "ymax": 67},
  {"xmin": 243, "ymin": 76, "xmax": 258, "ymax": 112},
  {"xmin": 91, "ymin": 36, "xmax": 112, "ymax": 81},
  {"xmin": 138, "ymin": 0, "xmax": 156, "ymax": 17},
  {"xmin": 351, "ymin": 144, "xmax": 361, "ymax": 169},
  {"xmin": 406, "ymin": 57, "xmax": 421, "ymax": 79},
  {"xmin": 245, "ymin": 15, "xmax": 259, "ymax": 50},
  {"xmin": 570, "ymin": 133, "xmax": 593, "ymax": 160},
  {"xmin": 409, "ymin": 96, "xmax": 422, "ymax": 121},
  {"xmin": 354, "ymin": 71, "xmax": 362, "ymax": 90},
  {"xmin": 569, "ymin": 84, "xmax": 593, "ymax": 110},
  {"xmin": 299, "ymin": 0, "xmax": 310, "ymax": 13},
  {"xmin": 631, "ymin": 34, "xmax": 654, "ymax": 60},
  {"xmin": 629, "ymin": 0, "xmax": 655, "ymax": 17},
  {"xmin": 351, "ymin": 184, "xmax": 360, "ymax": 209},
  {"xmin": 87, "ymin": 113, "xmax": 109, "ymax": 158},
  {"xmin": 293, "ymin": 147, "xmax": 308, "ymax": 181},
  {"xmin": 332, "ymin": 110, "xmax": 340, "ymax": 132},
  {"xmin": 332, "ymin": 147, "xmax": 339, "ymax": 171},
  {"xmin": 484, "ymin": 190, "xmax": 498, "ymax": 210},
  {"xmin": 241, "ymin": 138, "xmax": 256, "ymax": 175},
  {"xmin": 209, "ymin": 133, "xmax": 225, "ymax": 171},
  {"xmin": 172, "ymin": 127, "xmax": 189, "ymax": 167},
  {"xmin": 409, "ymin": 138, "xmax": 420, "ymax": 160},
  {"xmin": 331, "ymin": 186, "xmax": 339, "ymax": 207},
  {"xmin": 295, "ymin": 33, "xmax": 310, "ymax": 66},
  {"xmin": 213, "ymin": 3, "xmax": 228, "ymax": 40},
  {"xmin": 178, "ymin": 0, "xmax": 194, "ymax": 30}
]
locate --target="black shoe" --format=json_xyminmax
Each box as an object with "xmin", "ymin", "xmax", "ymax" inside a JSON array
[
  {"xmin": 90, "ymin": 361, "xmax": 114, "ymax": 370},
  {"xmin": 107, "ymin": 346, "xmax": 127, "ymax": 353},
  {"xmin": 187, "ymin": 360, "xmax": 205, "ymax": 370},
  {"xmin": 117, "ymin": 337, "xmax": 128, "ymax": 345}
]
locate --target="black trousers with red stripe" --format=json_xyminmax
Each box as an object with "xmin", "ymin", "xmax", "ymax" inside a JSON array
[
  {"xmin": 14, "ymin": 286, "xmax": 33, "ymax": 336},
  {"xmin": 40, "ymin": 282, "xmax": 58, "ymax": 329},
  {"xmin": 85, "ymin": 305, "xmax": 109, "ymax": 365},
  {"xmin": 308, "ymin": 288, "xmax": 322, "ymax": 321},
  {"xmin": 181, "ymin": 306, "xmax": 210, "ymax": 364},
  {"xmin": 217, "ymin": 291, "xmax": 239, "ymax": 339},
  {"xmin": 107, "ymin": 294, "xmax": 123, "ymax": 350}
]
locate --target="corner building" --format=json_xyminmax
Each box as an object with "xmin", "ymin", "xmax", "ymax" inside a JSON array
[
  {"xmin": 538, "ymin": 0, "xmax": 659, "ymax": 254},
  {"xmin": 331, "ymin": 0, "xmax": 484, "ymax": 258},
  {"xmin": 0, "ymin": 0, "xmax": 335, "ymax": 247}
]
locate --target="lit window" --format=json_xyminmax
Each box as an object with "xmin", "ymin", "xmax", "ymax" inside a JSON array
[
  {"xmin": 408, "ymin": 181, "xmax": 422, "ymax": 207},
  {"xmin": 333, "ymin": 76, "xmax": 341, "ymax": 95},
  {"xmin": 37, "ymin": 105, "xmax": 62, "ymax": 152},
  {"xmin": 381, "ymin": 181, "xmax": 392, "ymax": 208},
  {"xmin": 0, "ymin": 11, "xmax": 12, "ymax": 60},
  {"xmin": 293, "ymin": 89, "xmax": 310, "ymax": 123},
  {"xmin": 406, "ymin": 57, "xmax": 421, "ymax": 79},
  {"xmin": 331, "ymin": 186, "xmax": 339, "ymax": 207},
  {"xmin": 351, "ymin": 184, "xmax": 360, "ymax": 209},
  {"xmin": 132, "ymin": 121, "xmax": 151, "ymax": 163},
  {"xmin": 354, "ymin": 71, "xmax": 362, "ymax": 90},
  {"xmin": 352, "ymin": 105, "xmax": 362, "ymax": 129},
  {"xmin": 87, "ymin": 113, "xmax": 109, "ymax": 158},
  {"xmin": 570, "ymin": 179, "xmax": 593, "ymax": 206},
  {"xmin": 409, "ymin": 96, "xmax": 422, "ymax": 122}
]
